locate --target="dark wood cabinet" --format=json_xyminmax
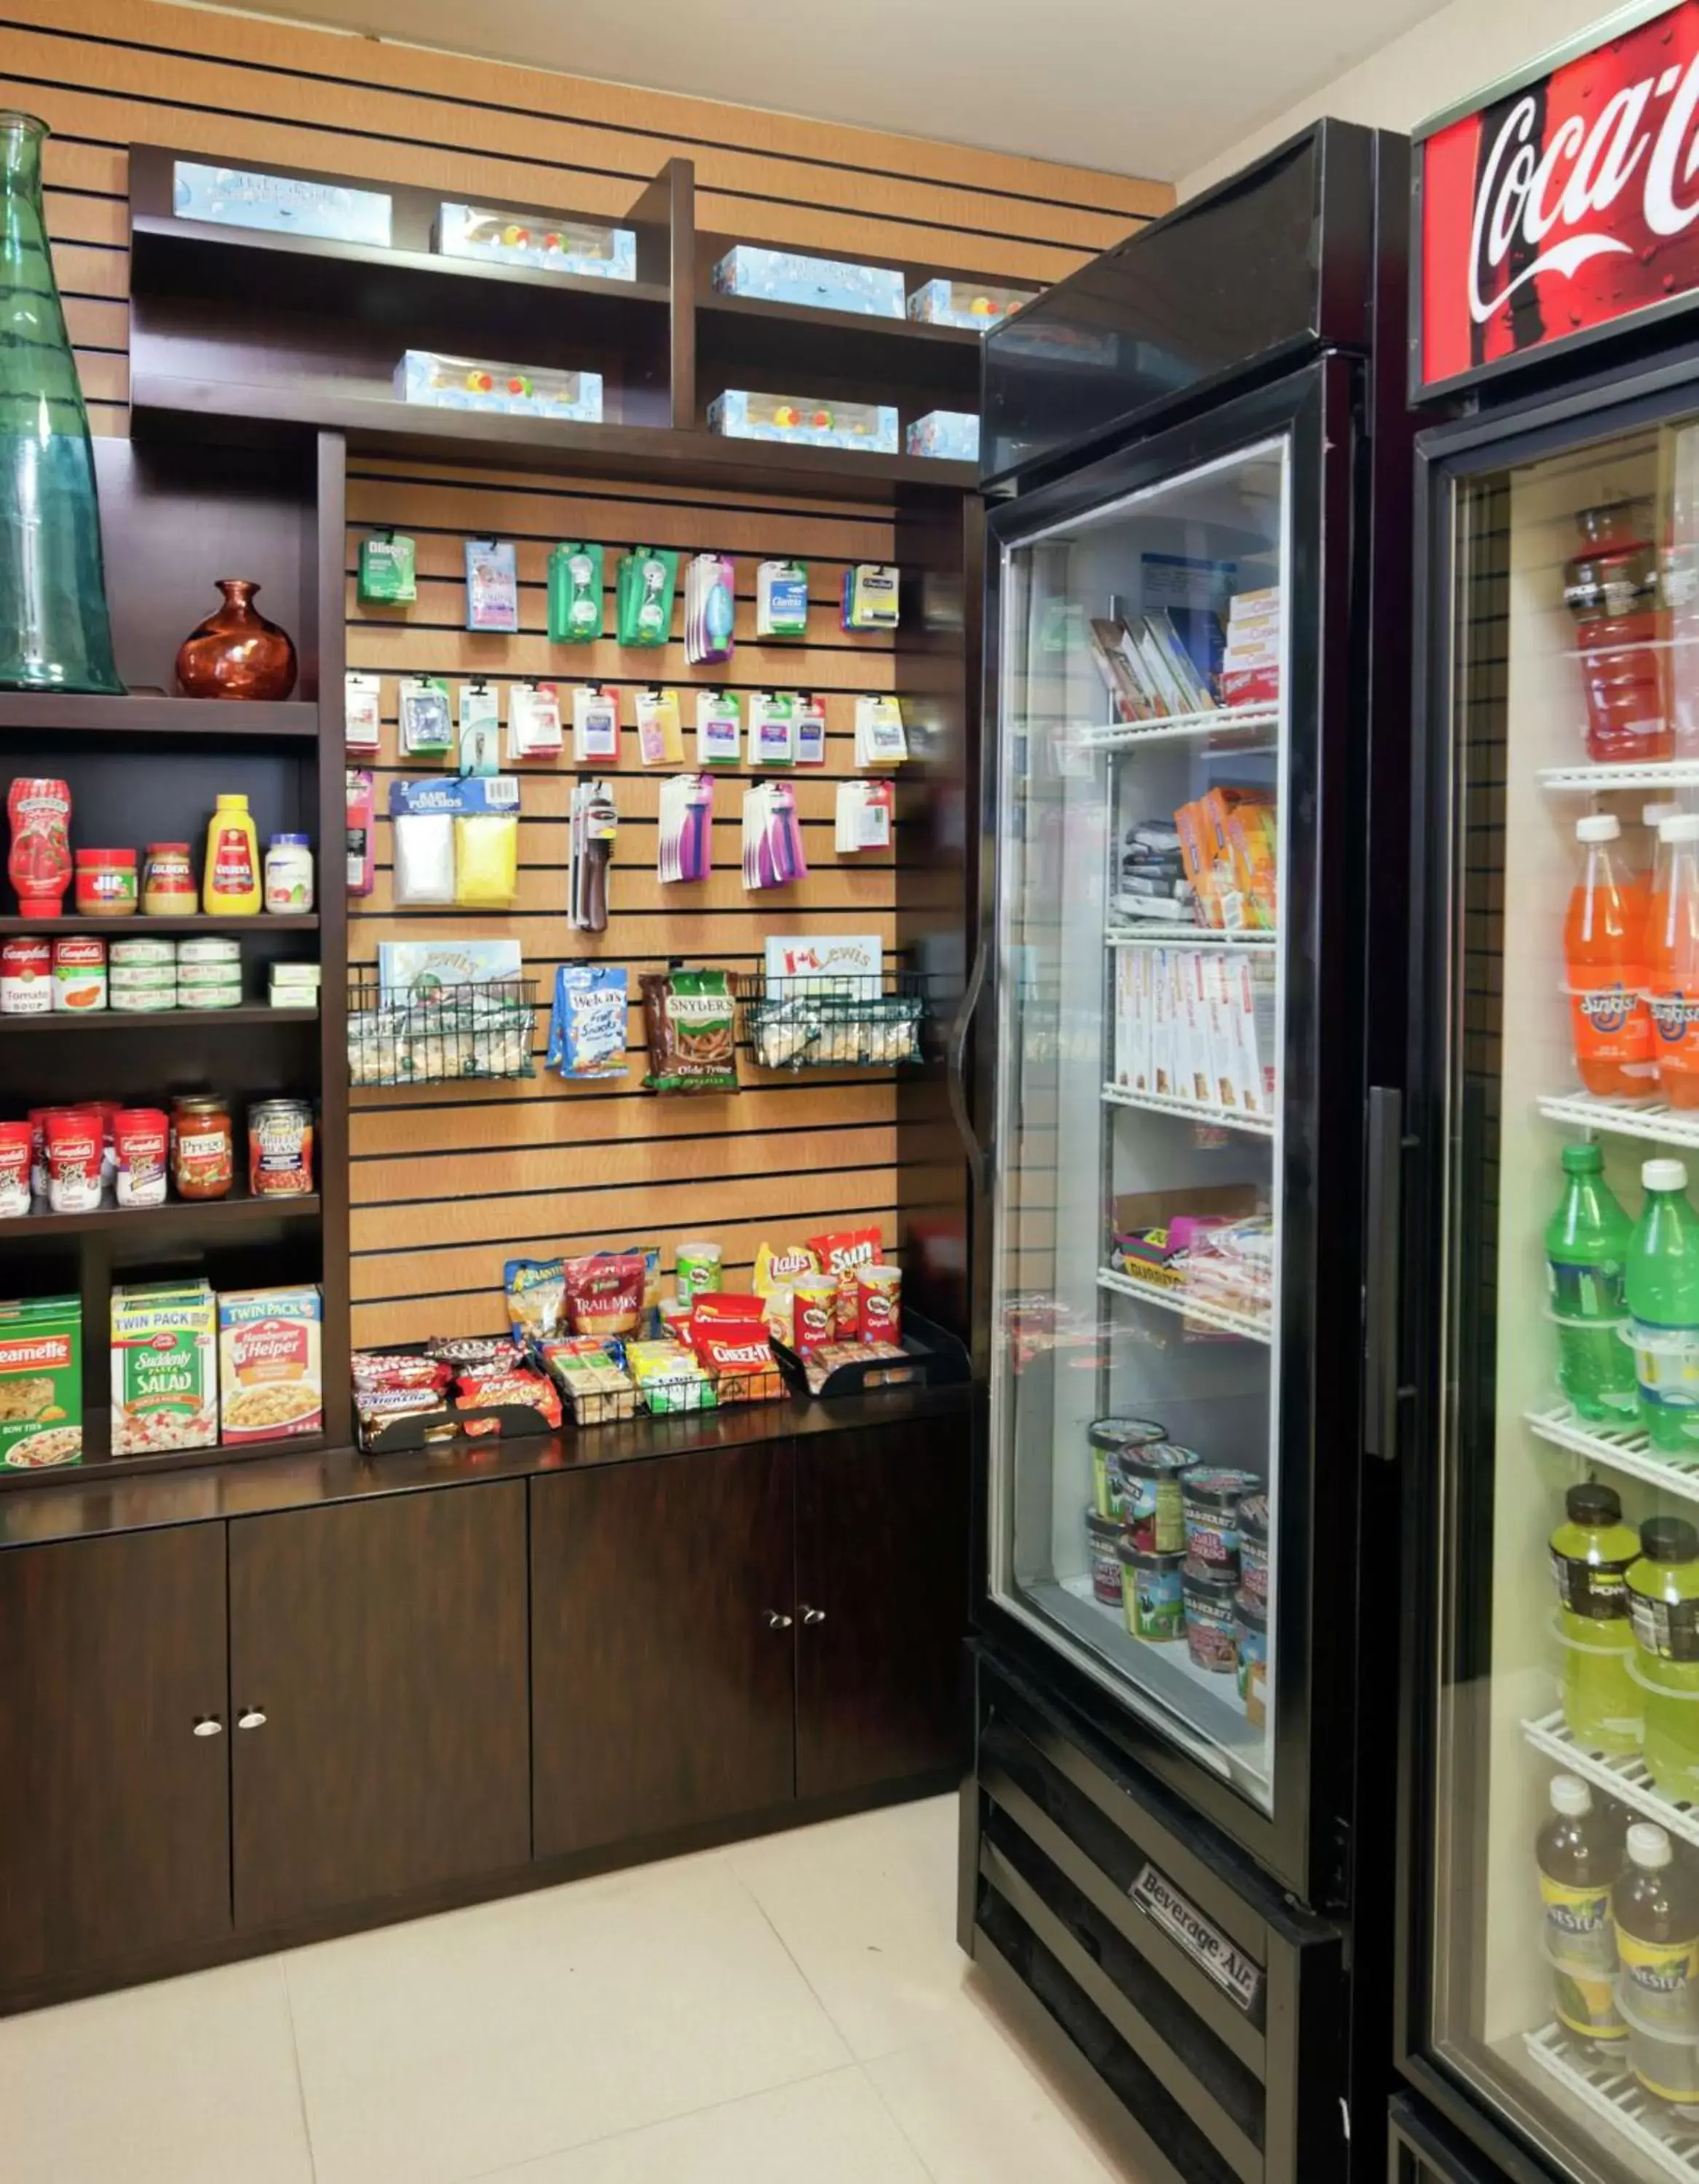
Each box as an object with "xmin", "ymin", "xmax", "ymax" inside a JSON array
[
  {"xmin": 229, "ymin": 1482, "xmax": 529, "ymax": 1929},
  {"xmin": 794, "ymin": 1415, "xmax": 971, "ymax": 1801},
  {"xmin": 0, "ymin": 1525, "xmax": 231, "ymax": 1990},
  {"xmin": 531, "ymin": 1443, "xmax": 797, "ymax": 1858}
]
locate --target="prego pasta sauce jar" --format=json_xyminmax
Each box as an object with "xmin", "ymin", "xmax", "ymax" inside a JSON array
[{"xmin": 171, "ymin": 1096, "xmax": 232, "ymax": 1200}]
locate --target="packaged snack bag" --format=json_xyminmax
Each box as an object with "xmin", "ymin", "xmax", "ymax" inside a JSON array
[
  {"xmin": 563, "ymin": 1252, "xmax": 646, "ymax": 1337},
  {"xmin": 754, "ymin": 1241, "xmax": 819, "ymax": 1291},
  {"xmin": 641, "ymin": 968, "xmax": 739, "ymax": 1092},
  {"xmin": 504, "ymin": 1257, "xmax": 567, "ymax": 1347},
  {"xmin": 807, "ymin": 1225, "xmax": 884, "ymax": 1322},
  {"xmin": 548, "ymin": 965, "xmax": 629, "ymax": 1079}
]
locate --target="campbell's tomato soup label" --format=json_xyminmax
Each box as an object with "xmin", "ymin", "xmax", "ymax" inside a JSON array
[
  {"xmin": 1, "ymin": 938, "xmax": 50, "ymax": 1016},
  {"xmin": 51, "ymin": 935, "xmax": 106, "ymax": 1013},
  {"xmin": 0, "ymin": 1295, "xmax": 82, "ymax": 1468},
  {"xmin": 1419, "ymin": 3, "xmax": 1699, "ymax": 391},
  {"xmin": 218, "ymin": 1284, "xmax": 323, "ymax": 1444}
]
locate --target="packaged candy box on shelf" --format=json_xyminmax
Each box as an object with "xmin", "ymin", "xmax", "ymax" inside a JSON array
[
  {"xmin": 394, "ymin": 351, "xmax": 603, "ymax": 422},
  {"xmin": 906, "ymin": 410, "xmax": 980, "ymax": 462},
  {"xmin": 435, "ymin": 203, "xmax": 637, "ymax": 280},
  {"xmin": 712, "ymin": 245, "xmax": 903, "ymax": 319},
  {"xmin": 173, "ymin": 160, "xmax": 392, "ymax": 246},
  {"xmin": 907, "ymin": 278, "xmax": 1035, "ymax": 328},
  {"xmin": 708, "ymin": 390, "xmax": 898, "ymax": 454}
]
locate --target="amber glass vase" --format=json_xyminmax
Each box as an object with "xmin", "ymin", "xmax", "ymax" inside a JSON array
[
  {"xmin": 0, "ymin": 112, "xmax": 122, "ymax": 693},
  {"xmin": 175, "ymin": 579, "xmax": 298, "ymax": 700}
]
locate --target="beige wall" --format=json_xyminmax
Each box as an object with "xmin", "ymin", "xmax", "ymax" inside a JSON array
[{"xmin": 1179, "ymin": 0, "xmax": 1617, "ymax": 197}]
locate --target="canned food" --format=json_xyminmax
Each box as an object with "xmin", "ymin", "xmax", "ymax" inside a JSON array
[
  {"xmin": 185, "ymin": 983, "xmax": 244, "ymax": 1011},
  {"xmin": 114, "ymin": 1108, "xmax": 169, "ymax": 1208},
  {"xmin": 792, "ymin": 1275, "xmax": 837, "ymax": 1356},
  {"xmin": 46, "ymin": 1110, "xmax": 103, "ymax": 1212},
  {"xmin": 108, "ymin": 961, "xmax": 177, "ymax": 990},
  {"xmin": 52, "ymin": 935, "xmax": 106, "ymax": 1012},
  {"xmin": 0, "ymin": 1120, "xmax": 31, "ymax": 1217},
  {"xmin": 247, "ymin": 1099, "xmax": 314, "ymax": 1195},
  {"xmin": 178, "ymin": 955, "xmax": 245, "ymax": 989},
  {"xmin": 111, "ymin": 986, "xmax": 178, "ymax": 1013},
  {"xmin": 1, "ymin": 936, "xmax": 51, "ymax": 1015},
  {"xmin": 855, "ymin": 1262, "xmax": 903, "ymax": 1343},
  {"xmin": 675, "ymin": 1241, "xmax": 724, "ymax": 1304},
  {"xmin": 110, "ymin": 935, "xmax": 176, "ymax": 967},
  {"xmin": 175, "ymin": 936, "xmax": 240, "ymax": 965}
]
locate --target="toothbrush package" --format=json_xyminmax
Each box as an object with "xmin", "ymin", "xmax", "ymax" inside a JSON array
[
  {"xmin": 657, "ymin": 775, "xmax": 715, "ymax": 884},
  {"xmin": 568, "ymin": 778, "xmax": 617, "ymax": 933},
  {"xmin": 548, "ymin": 542, "xmax": 604, "ymax": 643},
  {"xmin": 741, "ymin": 782, "xmax": 808, "ymax": 891},
  {"xmin": 617, "ymin": 547, "xmax": 678, "ymax": 647},
  {"xmin": 684, "ymin": 553, "xmax": 737, "ymax": 666}
]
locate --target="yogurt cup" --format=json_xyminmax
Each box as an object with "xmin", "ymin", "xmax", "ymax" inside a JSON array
[{"xmin": 1088, "ymin": 1416, "xmax": 1165, "ymax": 1519}]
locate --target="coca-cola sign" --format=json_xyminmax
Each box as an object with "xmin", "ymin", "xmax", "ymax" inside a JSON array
[{"xmin": 1419, "ymin": 1, "xmax": 1699, "ymax": 389}]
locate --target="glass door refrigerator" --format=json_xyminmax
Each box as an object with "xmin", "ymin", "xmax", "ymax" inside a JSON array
[
  {"xmin": 955, "ymin": 120, "xmax": 1415, "ymax": 2184},
  {"xmin": 1397, "ymin": 10, "xmax": 1699, "ymax": 2184}
]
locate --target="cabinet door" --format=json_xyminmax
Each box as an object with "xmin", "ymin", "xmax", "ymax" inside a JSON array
[
  {"xmin": 531, "ymin": 1444, "xmax": 796, "ymax": 1859},
  {"xmin": 0, "ymin": 1526, "xmax": 231, "ymax": 1990},
  {"xmin": 230, "ymin": 1483, "xmax": 529, "ymax": 1930},
  {"xmin": 795, "ymin": 1415, "xmax": 971, "ymax": 1801}
]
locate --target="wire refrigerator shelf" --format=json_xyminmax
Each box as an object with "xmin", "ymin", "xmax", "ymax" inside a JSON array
[
  {"xmin": 1537, "ymin": 1090, "xmax": 1699, "ymax": 1150},
  {"xmin": 1526, "ymin": 2023, "xmax": 1699, "ymax": 2183},
  {"xmin": 1539, "ymin": 760, "xmax": 1699, "ymax": 792},
  {"xmin": 1525, "ymin": 1404, "xmax": 1699, "ymax": 1504},
  {"xmin": 1105, "ymin": 921, "xmax": 1278, "ymax": 949},
  {"xmin": 1521, "ymin": 1709, "xmax": 1699, "ymax": 1852},
  {"xmin": 1096, "ymin": 1265, "xmax": 1272, "ymax": 1345},
  {"xmin": 1077, "ymin": 703, "xmax": 1280, "ymax": 751},
  {"xmin": 1102, "ymin": 1083, "xmax": 1275, "ymax": 1138}
]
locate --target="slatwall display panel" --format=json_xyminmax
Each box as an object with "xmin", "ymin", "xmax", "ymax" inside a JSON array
[
  {"xmin": 347, "ymin": 458, "xmax": 919, "ymax": 1347},
  {"xmin": 1, "ymin": 0, "xmax": 1170, "ymax": 440}
]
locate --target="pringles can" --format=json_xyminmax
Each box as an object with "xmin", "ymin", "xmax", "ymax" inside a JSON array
[
  {"xmin": 855, "ymin": 1263, "xmax": 903, "ymax": 1344},
  {"xmin": 793, "ymin": 1275, "xmax": 837, "ymax": 1356}
]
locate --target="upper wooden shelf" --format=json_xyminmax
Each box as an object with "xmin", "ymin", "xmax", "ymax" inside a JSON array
[
  {"xmin": 0, "ymin": 695, "xmax": 319, "ymax": 737},
  {"xmin": 130, "ymin": 373, "xmax": 978, "ymax": 499}
]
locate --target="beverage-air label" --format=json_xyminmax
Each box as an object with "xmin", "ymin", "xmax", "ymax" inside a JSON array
[
  {"xmin": 1551, "ymin": 1547, "xmax": 1636, "ymax": 1620},
  {"xmin": 1419, "ymin": 3, "xmax": 1699, "ymax": 392},
  {"xmin": 1631, "ymin": 1587, "xmax": 1699, "ymax": 1660},
  {"xmin": 1128, "ymin": 1862, "xmax": 1264, "ymax": 2023}
]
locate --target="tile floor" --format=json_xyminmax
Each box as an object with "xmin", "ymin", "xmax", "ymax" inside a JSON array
[{"xmin": 0, "ymin": 1793, "xmax": 1141, "ymax": 2183}]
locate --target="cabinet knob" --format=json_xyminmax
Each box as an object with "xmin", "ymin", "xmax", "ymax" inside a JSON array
[
  {"xmin": 765, "ymin": 1610, "xmax": 793, "ymax": 1629},
  {"xmin": 191, "ymin": 1716, "xmax": 223, "ymax": 1738},
  {"xmin": 801, "ymin": 1606, "xmax": 826, "ymax": 1626},
  {"xmin": 237, "ymin": 1709, "xmax": 267, "ymax": 1730}
]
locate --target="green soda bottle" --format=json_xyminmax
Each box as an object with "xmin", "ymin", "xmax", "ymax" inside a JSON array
[
  {"xmin": 1625, "ymin": 1159, "xmax": 1699, "ymax": 1452},
  {"xmin": 1628, "ymin": 1517, "xmax": 1699, "ymax": 1803},
  {"xmin": 1551, "ymin": 1481, "xmax": 1643, "ymax": 1755},
  {"xmin": 1546, "ymin": 1144, "xmax": 1636, "ymax": 1420}
]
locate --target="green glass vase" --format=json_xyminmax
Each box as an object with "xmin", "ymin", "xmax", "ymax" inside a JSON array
[{"xmin": 0, "ymin": 111, "xmax": 122, "ymax": 693}]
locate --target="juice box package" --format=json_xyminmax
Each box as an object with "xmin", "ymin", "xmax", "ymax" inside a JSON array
[
  {"xmin": 111, "ymin": 1278, "xmax": 217, "ymax": 1457},
  {"xmin": 0, "ymin": 1294, "xmax": 82, "ymax": 1468},
  {"xmin": 218, "ymin": 1285, "xmax": 323, "ymax": 1445}
]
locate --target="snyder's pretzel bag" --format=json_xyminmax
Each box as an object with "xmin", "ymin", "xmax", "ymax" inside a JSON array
[{"xmin": 641, "ymin": 968, "xmax": 738, "ymax": 1093}]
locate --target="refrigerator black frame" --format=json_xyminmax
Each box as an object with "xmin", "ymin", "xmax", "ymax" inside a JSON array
[
  {"xmin": 1393, "ymin": 344, "xmax": 1699, "ymax": 2184},
  {"xmin": 962, "ymin": 355, "xmax": 1369, "ymax": 1907}
]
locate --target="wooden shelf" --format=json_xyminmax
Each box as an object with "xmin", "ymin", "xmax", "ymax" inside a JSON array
[
  {"xmin": 0, "ymin": 1006, "xmax": 318, "ymax": 1032},
  {"xmin": 10, "ymin": 1190, "xmax": 321, "ymax": 1238},
  {"xmin": 130, "ymin": 373, "xmax": 977, "ymax": 498},
  {"xmin": 0, "ymin": 914, "xmax": 319, "ymax": 936},
  {"xmin": 0, "ymin": 694, "xmax": 318, "ymax": 737},
  {"xmin": 695, "ymin": 290, "xmax": 981, "ymax": 411}
]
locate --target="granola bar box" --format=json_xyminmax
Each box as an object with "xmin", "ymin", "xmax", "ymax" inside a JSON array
[
  {"xmin": 218, "ymin": 1283, "xmax": 322, "ymax": 1444},
  {"xmin": 111, "ymin": 1279, "xmax": 218, "ymax": 1458},
  {"xmin": 0, "ymin": 1294, "xmax": 82, "ymax": 1468}
]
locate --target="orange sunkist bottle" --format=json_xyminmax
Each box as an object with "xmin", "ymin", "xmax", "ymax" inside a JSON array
[
  {"xmin": 1568, "ymin": 814, "xmax": 1655, "ymax": 1100},
  {"xmin": 1650, "ymin": 815, "xmax": 1699, "ymax": 1107}
]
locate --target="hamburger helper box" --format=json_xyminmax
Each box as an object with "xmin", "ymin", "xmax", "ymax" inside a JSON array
[{"xmin": 218, "ymin": 1284, "xmax": 323, "ymax": 1445}]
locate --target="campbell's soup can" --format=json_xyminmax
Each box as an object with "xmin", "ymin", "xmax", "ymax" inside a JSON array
[
  {"xmin": 855, "ymin": 1263, "xmax": 903, "ymax": 1345},
  {"xmin": 793, "ymin": 1275, "xmax": 837, "ymax": 1356},
  {"xmin": 0, "ymin": 936, "xmax": 50, "ymax": 1015}
]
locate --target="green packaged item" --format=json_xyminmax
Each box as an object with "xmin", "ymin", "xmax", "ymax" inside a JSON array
[
  {"xmin": 357, "ymin": 531, "xmax": 417, "ymax": 604},
  {"xmin": 617, "ymin": 546, "xmax": 678, "ymax": 648},
  {"xmin": 548, "ymin": 542, "xmax": 604, "ymax": 643},
  {"xmin": 0, "ymin": 1294, "xmax": 82, "ymax": 1468},
  {"xmin": 641, "ymin": 967, "xmax": 739, "ymax": 1092}
]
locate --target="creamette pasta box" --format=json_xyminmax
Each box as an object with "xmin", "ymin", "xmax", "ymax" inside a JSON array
[
  {"xmin": 218, "ymin": 1283, "xmax": 322, "ymax": 1444},
  {"xmin": 0, "ymin": 1294, "xmax": 82, "ymax": 1469}
]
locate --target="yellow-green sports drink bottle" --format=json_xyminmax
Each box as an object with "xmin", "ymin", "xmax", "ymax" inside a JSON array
[
  {"xmin": 1551, "ymin": 1480, "xmax": 1643, "ymax": 1756},
  {"xmin": 1629, "ymin": 1516, "xmax": 1699, "ymax": 1803},
  {"xmin": 1625, "ymin": 1158, "xmax": 1699, "ymax": 1452}
]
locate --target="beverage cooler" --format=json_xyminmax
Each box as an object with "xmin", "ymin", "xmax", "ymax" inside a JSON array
[
  {"xmin": 953, "ymin": 121, "xmax": 1414, "ymax": 2184},
  {"xmin": 1395, "ymin": 9, "xmax": 1699, "ymax": 2184}
]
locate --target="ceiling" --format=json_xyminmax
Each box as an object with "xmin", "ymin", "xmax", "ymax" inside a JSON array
[{"xmin": 261, "ymin": 0, "xmax": 1450, "ymax": 183}]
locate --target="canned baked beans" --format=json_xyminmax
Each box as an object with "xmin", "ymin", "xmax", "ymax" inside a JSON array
[{"xmin": 247, "ymin": 1099, "xmax": 314, "ymax": 1196}]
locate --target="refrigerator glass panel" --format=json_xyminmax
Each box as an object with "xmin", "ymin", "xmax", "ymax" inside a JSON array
[
  {"xmin": 987, "ymin": 438, "xmax": 1288, "ymax": 1811},
  {"xmin": 1433, "ymin": 409, "xmax": 1699, "ymax": 2184}
]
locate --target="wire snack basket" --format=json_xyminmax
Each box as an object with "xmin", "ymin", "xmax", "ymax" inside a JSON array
[
  {"xmin": 347, "ymin": 976, "xmax": 538, "ymax": 1085},
  {"xmin": 737, "ymin": 971, "xmax": 927, "ymax": 1071}
]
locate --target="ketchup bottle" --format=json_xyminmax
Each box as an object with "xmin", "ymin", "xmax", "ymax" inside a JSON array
[
  {"xmin": 6, "ymin": 778, "xmax": 72, "ymax": 916},
  {"xmin": 1566, "ymin": 501, "xmax": 1672, "ymax": 764}
]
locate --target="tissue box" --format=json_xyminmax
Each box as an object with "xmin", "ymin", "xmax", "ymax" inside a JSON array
[
  {"xmin": 712, "ymin": 246, "xmax": 903, "ymax": 319},
  {"xmin": 708, "ymin": 389, "xmax": 898, "ymax": 454},
  {"xmin": 906, "ymin": 410, "xmax": 981, "ymax": 461},
  {"xmin": 395, "ymin": 351, "xmax": 603, "ymax": 421},
  {"xmin": 435, "ymin": 203, "xmax": 637, "ymax": 280},
  {"xmin": 908, "ymin": 278, "xmax": 1035, "ymax": 328},
  {"xmin": 173, "ymin": 161, "xmax": 391, "ymax": 246}
]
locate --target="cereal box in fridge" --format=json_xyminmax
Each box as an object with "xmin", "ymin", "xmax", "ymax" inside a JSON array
[
  {"xmin": 111, "ymin": 1280, "xmax": 218, "ymax": 1457},
  {"xmin": 218, "ymin": 1283, "xmax": 322, "ymax": 1444},
  {"xmin": 0, "ymin": 1294, "xmax": 82, "ymax": 1468}
]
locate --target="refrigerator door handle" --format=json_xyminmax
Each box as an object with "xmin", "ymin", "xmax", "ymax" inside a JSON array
[
  {"xmin": 947, "ymin": 933, "xmax": 991, "ymax": 1199},
  {"xmin": 1364, "ymin": 1085, "xmax": 1407, "ymax": 1461}
]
